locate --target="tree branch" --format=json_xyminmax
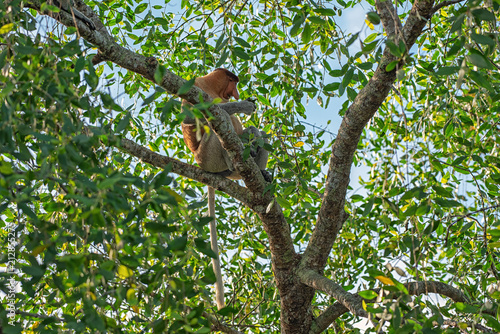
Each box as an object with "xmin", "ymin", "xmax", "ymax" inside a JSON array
[
  {"xmin": 431, "ymin": 0, "xmax": 465, "ymax": 14},
  {"xmin": 202, "ymin": 311, "xmax": 244, "ymax": 334},
  {"xmin": 405, "ymin": 281, "xmax": 469, "ymax": 303},
  {"xmin": 300, "ymin": 0, "xmax": 436, "ymax": 273},
  {"xmin": 118, "ymin": 137, "xmax": 252, "ymax": 205},
  {"xmin": 434, "ymin": 319, "xmax": 495, "ymax": 333},
  {"xmin": 297, "ymin": 269, "xmax": 367, "ymax": 318},
  {"xmin": 16, "ymin": 310, "xmax": 64, "ymax": 322},
  {"xmin": 309, "ymin": 302, "xmax": 348, "ymax": 334},
  {"xmin": 24, "ymin": 0, "xmax": 97, "ymax": 33},
  {"xmin": 311, "ymin": 280, "xmax": 476, "ymax": 334},
  {"xmin": 376, "ymin": 0, "xmax": 403, "ymax": 39}
]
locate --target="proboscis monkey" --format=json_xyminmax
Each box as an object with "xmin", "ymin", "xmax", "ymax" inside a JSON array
[
  {"xmin": 182, "ymin": 68, "xmax": 269, "ymax": 309},
  {"xmin": 48, "ymin": 0, "xmax": 96, "ymax": 30}
]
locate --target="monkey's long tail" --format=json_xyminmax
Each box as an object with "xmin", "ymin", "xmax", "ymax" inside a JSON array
[{"xmin": 208, "ymin": 186, "xmax": 225, "ymax": 310}]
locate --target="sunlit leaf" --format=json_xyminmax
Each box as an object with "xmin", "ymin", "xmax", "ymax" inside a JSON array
[{"xmin": 375, "ymin": 276, "xmax": 395, "ymax": 286}]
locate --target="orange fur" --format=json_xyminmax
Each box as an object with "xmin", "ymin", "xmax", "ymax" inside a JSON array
[
  {"xmin": 182, "ymin": 69, "xmax": 243, "ymax": 154},
  {"xmin": 182, "ymin": 123, "xmax": 204, "ymax": 152}
]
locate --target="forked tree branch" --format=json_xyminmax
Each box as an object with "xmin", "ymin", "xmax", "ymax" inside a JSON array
[
  {"xmin": 301, "ymin": 0, "xmax": 437, "ymax": 273},
  {"xmin": 375, "ymin": 0, "xmax": 403, "ymax": 39},
  {"xmin": 297, "ymin": 269, "xmax": 367, "ymax": 318},
  {"xmin": 310, "ymin": 280, "xmax": 479, "ymax": 334}
]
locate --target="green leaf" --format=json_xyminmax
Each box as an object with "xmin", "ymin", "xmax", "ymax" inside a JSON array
[
  {"xmin": 364, "ymin": 33, "xmax": 378, "ymax": 43},
  {"xmin": 115, "ymin": 113, "xmax": 131, "ymax": 133},
  {"xmin": 168, "ymin": 235, "xmax": 188, "ymax": 251},
  {"xmin": 276, "ymin": 197, "xmax": 292, "ymax": 209},
  {"xmin": 342, "ymin": 68, "xmax": 354, "ymax": 87},
  {"xmin": 386, "ymin": 40, "xmax": 402, "ymax": 58},
  {"xmin": 290, "ymin": 21, "xmax": 303, "ymax": 37},
  {"xmin": 308, "ymin": 16, "xmax": 326, "ymax": 25},
  {"xmin": 0, "ymin": 160, "xmax": 14, "ymax": 175},
  {"xmin": 366, "ymin": 12, "xmax": 380, "ymax": 25},
  {"xmin": 357, "ymin": 62, "xmax": 373, "ymax": 70},
  {"xmin": 359, "ymin": 290, "xmax": 378, "ymax": 299},
  {"xmin": 324, "ymin": 82, "xmax": 339, "ymax": 91},
  {"xmin": 454, "ymin": 302, "xmax": 480, "ymax": 314},
  {"xmin": 472, "ymin": 8, "xmax": 496, "ymax": 21},
  {"xmin": 233, "ymin": 47, "xmax": 251, "ymax": 61},
  {"xmin": 177, "ymin": 78, "xmax": 196, "ymax": 96},
  {"xmin": 362, "ymin": 198, "xmax": 374, "ymax": 216},
  {"xmin": 386, "ymin": 60, "xmax": 399, "ymax": 72},
  {"xmin": 470, "ymin": 71, "xmax": 494, "ymax": 91},
  {"xmin": 194, "ymin": 238, "xmax": 217, "ymax": 258},
  {"xmin": 314, "ymin": 8, "xmax": 336, "ymax": 16},
  {"xmin": 468, "ymin": 53, "xmax": 493, "ymax": 69},
  {"xmin": 214, "ymin": 35, "xmax": 227, "ymax": 53},
  {"xmin": 346, "ymin": 32, "xmax": 360, "ymax": 47},
  {"xmin": 471, "ymin": 33, "xmax": 495, "ymax": 47},
  {"xmin": 302, "ymin": 23, "xmax": 312, "ymax": 44},
  {"xmin": 434, "ymin": 198, "xmax": 461, "ymax": 208},
  {"xmin": 135, "ymin": 3, "xmax": 148, "ymax": 14},
  {"xmin": 450, "ymin": 14, "xmax": 465, "ymax": 33},
  {"xmin": 362, "ymin": 40, "xmax": 378, "ymax": 54},
  {"xmin": 234, "ymin": 37, "xmax": 251, "ymax": 48},
  {"xmin": 434, "ymin": 66, "xmax": 459, "ymax": 76},
  {"xmin": 154, "ymin": 65, "xmax": 167, "ymax": 84}
]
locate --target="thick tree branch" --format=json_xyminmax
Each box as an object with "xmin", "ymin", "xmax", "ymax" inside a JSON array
[
  {"xmin": 301, "ymin": 0, "xmax": 436, "ymax": 272},
  {"xmin": 24, "ymin": 0, "xmax": 97, "ymax": 33},
  {"xmin": 311, "ymin": 280, "xmax": 476, "ymax": 334},
  {"xmin": 297, "ymin": 269, "xmax": 367, "ymax": 318},
  {"xmin": 376, "ymin": 0, "xmax": 403, "ymax": 39},
  {"xmin": 118, "ymin": 137, "xmax": 252, "ymax": 205},
  {"xmin": 405, "ymin": 281, "xmax": 469, "ymax": 303},
  {"xmin": 309, "ymin": 302, "xmax": 348, "ymax": 334}
]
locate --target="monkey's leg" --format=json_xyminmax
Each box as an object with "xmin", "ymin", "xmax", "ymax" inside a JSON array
[
  {"xmin": 208, "ymin": 187, "xmax": 224, "ymax": 309},
  {"xmin": 195, "ymin": 131, "xmax": 234, "ymax": 173},
  {"xmin": 242, "ymin": 126, "xmax": 269, "ymax": 170}
]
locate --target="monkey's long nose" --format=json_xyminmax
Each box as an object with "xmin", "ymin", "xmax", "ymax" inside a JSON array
[{"xmin": 233, "ymin": 88, "xmax": 240, "ymax": 100}]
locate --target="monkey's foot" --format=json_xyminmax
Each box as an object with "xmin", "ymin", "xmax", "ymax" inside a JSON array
[{"xmin": 260, "ymin": 170, "xmax": 273, "ymax": 183}]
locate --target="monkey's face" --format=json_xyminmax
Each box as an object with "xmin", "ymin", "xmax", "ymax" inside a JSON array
[{"xmin": 223, "ymin": 78, "xmax": 239, "ymax": 101}]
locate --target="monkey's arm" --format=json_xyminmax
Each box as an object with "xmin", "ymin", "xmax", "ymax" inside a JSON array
[
  {"xmin": 182, "ymin": 99, "xmax": 256, "ymax": 125},
  {"xmin": 218, "ymin": 99, "xmax": 256, "ymax": 116}
]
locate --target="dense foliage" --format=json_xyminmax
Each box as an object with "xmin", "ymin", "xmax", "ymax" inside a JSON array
[{"xmin": 0, "ymin": 0, "xmax": 499, "ymax": 332}]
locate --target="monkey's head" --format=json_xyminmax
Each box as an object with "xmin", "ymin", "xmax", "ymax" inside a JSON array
[{"xmin": 197, "ymin": 68, "xmax": 240, "ymax": 102}]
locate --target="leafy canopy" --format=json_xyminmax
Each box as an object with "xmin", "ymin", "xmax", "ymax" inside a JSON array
[{"xmin": 0, "ymin": 0, "xmax": 500, "ymax": 332}]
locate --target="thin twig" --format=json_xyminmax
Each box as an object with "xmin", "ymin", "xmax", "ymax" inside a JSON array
[{"xmin": 431, "ymin": 0, "xmax": 465, "ymax": 14}]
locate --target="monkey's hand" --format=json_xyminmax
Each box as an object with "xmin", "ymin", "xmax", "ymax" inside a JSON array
[{"xmin": 219, "ymin": 99, "xmax": 256, "ymax": 116}]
